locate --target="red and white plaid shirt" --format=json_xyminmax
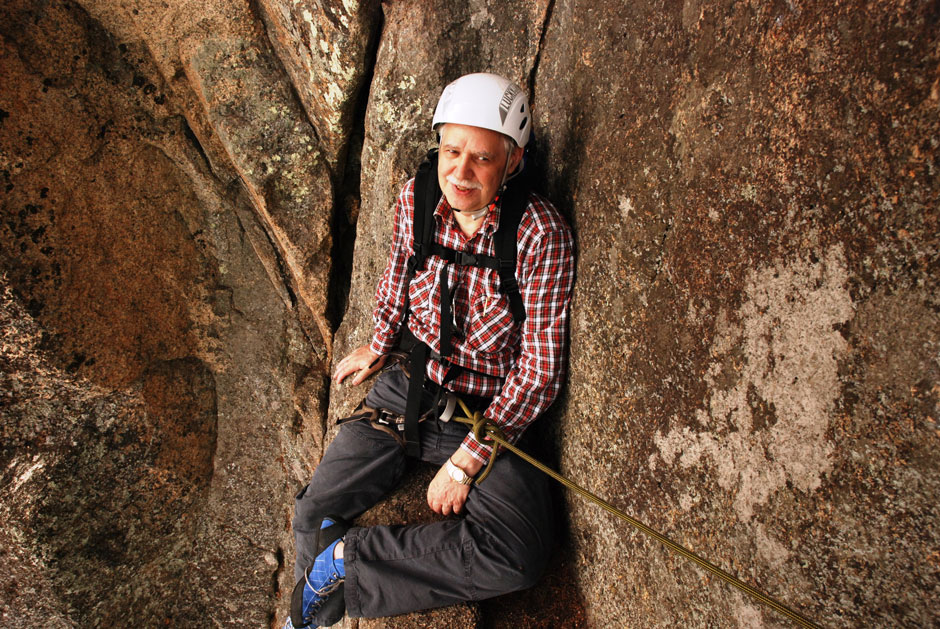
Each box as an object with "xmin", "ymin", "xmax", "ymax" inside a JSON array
[{"xmin": 370, "ymin": 178, "xmax": 575, "ymax": 463}]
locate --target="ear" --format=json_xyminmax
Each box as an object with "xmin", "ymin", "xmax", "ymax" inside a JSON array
[{"xmin": 508, "ymin": 145, "xmax": 524, "ymax": 173}]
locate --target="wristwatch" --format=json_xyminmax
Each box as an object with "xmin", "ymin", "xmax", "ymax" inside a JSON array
[{"xmin": 445, "ymin": 458, "xmax": 474, "ymax": 485}]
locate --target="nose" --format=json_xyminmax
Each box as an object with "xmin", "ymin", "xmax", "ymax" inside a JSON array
[{"xmin": 454, "ymin": 153, "xmax": 473, "ymax": 180}]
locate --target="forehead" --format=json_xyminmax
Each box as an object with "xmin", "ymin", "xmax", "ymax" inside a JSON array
[{"xmin": 439, "ymin": 123, "xmax": 508, "ymax": 155}]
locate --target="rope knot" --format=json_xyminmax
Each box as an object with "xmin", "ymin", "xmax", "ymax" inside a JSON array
[{"xmin": 470, "ymin": 410, "xmax": 505, "ymax": 445}]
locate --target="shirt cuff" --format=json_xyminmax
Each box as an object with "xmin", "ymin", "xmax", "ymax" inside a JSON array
[
  {"xmin": 369, "ymin": 333, "xmax": 396, "ymax": 356},
  {"xmin": 460, "ymin": 432, "xmax": 494, "ymax": 464}
]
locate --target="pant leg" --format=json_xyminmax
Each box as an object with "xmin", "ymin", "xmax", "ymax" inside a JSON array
[
  {"xmin": 292, "ymin": 418, "xmax": 405, "ymax": 583},
  {"xmin": 343, "ymin": 418, "xmax": 555, "ymax": 618},
  {"xmin": 293, "ymin": 367, "xmax": 426, "ymax": 582}
]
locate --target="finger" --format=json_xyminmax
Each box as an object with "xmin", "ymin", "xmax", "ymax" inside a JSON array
[
  {"xmin": 354, "ymin": 360, "xmax": 384, "ymax": 385},
  {"xmin": 351, "ymin": 367, "xmax": 369, "ymax": 386},
  {"xmin": 334, "ymin": 360, "xmax": 362, "ymax": 383},
  {"xmin": 354, "ymin": 356, "xmax": 383, "ymax": 384},
  {"xmin": 334, "ymin": 365, "xmax": 351, "ymax": 383},
  {"xmin": 333, "ymin": 358, "xmax": 351, "ymax": 381},
  {"xmin": 334, "ymin": 350, "xmax": 365, "ymax": 383}
]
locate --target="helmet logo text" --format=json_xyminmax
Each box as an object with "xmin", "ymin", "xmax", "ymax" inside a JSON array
[{"xmin": 498, "ymin": 84, "xmax": 521, "ymax": 124}]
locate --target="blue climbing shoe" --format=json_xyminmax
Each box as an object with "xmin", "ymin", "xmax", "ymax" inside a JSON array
[{"xmin": 287, "ymin": 516, "xmax": 348, "ymax": 628}]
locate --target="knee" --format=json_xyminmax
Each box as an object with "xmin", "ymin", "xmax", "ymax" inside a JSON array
[
  {"xmin": 480, "ymin": 547, "xmax": 547, "ymax": 595},
  {"xmin": 479, "ymin": 518, "xmax": 553, "ymax": 593},
  {"xmin": 292, "ymin": 483, "xmax": 323, "ymax": 532},
  {"xmin": 498, "ymin": 560, "xmax": 543, "ymax": 593},
  {"xmin": 502, "ymin": 537, "xmax": 551, "ymax": 591}
]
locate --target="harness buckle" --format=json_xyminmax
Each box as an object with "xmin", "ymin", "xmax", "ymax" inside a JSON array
[
  {"xmin": 374, "ymin": 409, "xmax": 402, "ymax": 428},
  {"xmin": 499, "ymin": 276, "xmax": 519, "ymax": 293},
  {"xmin": 455, "ymin": 251, "xmax": 479, "ymax": 266}
]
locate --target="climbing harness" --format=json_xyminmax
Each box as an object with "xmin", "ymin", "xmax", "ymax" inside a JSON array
[
  {"xmin": 450, "ymin": 399, "xmax": 824, "ymax": 629},
  {"xmin": 336, "ymin": 357, "xmax": 461, "ymax": 448},
  {"xmin": 397, "ymin": 149, "xmax": 528, "ymax": 458}
]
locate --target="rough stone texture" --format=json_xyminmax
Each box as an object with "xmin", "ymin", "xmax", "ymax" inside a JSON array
[
  {"xmin": 536, "ymin": 1, "xmax": 939, "ymax": 627},
  {"xmin": 1, "ymin": 0, "xmax": 379, "ymax": 626},
  {"xmin": 256, "ymin": 0, "xmax": 382, "ymax": 171},
  {"xmin": 1, "ymin": 0, "xmax": 938, "ymax": 628}
]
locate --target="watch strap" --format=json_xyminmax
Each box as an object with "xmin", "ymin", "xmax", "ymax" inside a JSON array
[{"xmin": 445, "ymin": 458, "xmax": 474, "ymax": 485}]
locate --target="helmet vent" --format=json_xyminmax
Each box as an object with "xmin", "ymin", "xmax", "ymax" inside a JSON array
[{"xmin": 519, "ymin": 118, "xmax": 528, "ymax": 131}]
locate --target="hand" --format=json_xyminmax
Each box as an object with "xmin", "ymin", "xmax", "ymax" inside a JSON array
[
  {"xmin": 334, "ymin": 345, "xmax": 386, "ymax": 385},
  {"xmin": 427, "ymin": 450, "xmax": 484, "ymax": 516},
  {"xmin": 427, "ymin": 464, "xmax": 471, "ymax": 516}
]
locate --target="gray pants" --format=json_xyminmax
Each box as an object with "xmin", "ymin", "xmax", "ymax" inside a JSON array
[{"xmin": 292, "ymin": 370, "xmax": 555, "ymax": 620}]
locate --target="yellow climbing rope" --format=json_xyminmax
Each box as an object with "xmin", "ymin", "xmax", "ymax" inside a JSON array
[{"xmin": 452, "ymin": 399, "xmax": 823, "ymax": 629}]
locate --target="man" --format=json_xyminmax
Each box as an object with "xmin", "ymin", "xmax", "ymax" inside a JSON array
[{"xmin": 285, "ymin": 73, "xmax": 575, "ymax": 628}]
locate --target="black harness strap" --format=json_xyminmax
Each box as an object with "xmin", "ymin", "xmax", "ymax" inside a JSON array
[
  {"xmin": 492, "ymin": 180, "xmax": 528, "ymax": 323},
  {"xmin": 402, "ymin": 341, "xmax": 426, "ymax": 455},
  {"xmin": 402, "ymin": 151, "xmax": 439, "ymax": 322},
  {"xmin": 400, "ymin": 151, "xmax": 439, "ymax": 456}
]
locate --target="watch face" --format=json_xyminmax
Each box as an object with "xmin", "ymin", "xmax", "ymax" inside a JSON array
[{"xmin": 447, "ymin": 460, "xmax": 468, "ymax": 483}]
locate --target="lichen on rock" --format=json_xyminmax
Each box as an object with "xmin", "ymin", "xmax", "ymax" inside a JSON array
[{"xmin": 655, "ymin": 246, "xmax": 854, "ymax": 520}]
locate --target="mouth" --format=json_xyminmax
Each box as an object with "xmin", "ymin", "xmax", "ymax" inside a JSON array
[{"xmin": 446, "ymin": 175, "xmax": 482, "ymax": 195}]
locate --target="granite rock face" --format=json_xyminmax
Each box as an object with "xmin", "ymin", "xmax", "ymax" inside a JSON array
[
  {"xmin": 1, "ymin": 0, "xmax": 378, "ymax": 625},
  {"xmin": 1, "ymin": 0, "xmax": 938, "ymax": 628},
  {"xmin": 536, "ymin": 2, "xmax": 938, "ymax": 626}
]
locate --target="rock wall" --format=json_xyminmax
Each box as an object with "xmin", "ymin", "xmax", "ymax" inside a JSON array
[
  {"xmin": 1, "ymin": 0, "xmax": 379, "ymax": 625},
  {"xmin": 1, "ymin": 1, "xmax": 937, "ymax": 628},
  {"xmin": 537, "ymin": 2, "xmax": 938, "ymax": 627}
]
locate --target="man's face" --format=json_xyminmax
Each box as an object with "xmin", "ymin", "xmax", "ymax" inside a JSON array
[{"xmin": 437, "ymin": 124, "xmax": 522, "ymax": 212}]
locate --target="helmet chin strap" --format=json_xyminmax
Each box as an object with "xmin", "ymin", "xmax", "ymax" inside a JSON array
[{"xmin": 456, "ymin": 205, "xmax": 491, "ymax": 220}]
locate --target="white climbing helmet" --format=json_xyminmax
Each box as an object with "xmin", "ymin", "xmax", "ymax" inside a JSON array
[{"xmin": 432, "ymin": 73, "xmax": 531, "ymax": 147}]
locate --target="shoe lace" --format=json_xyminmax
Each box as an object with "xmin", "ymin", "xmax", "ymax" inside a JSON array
[{"xmin": 302, "ymin": 572, "xmax": 343, "ymax": 623}]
